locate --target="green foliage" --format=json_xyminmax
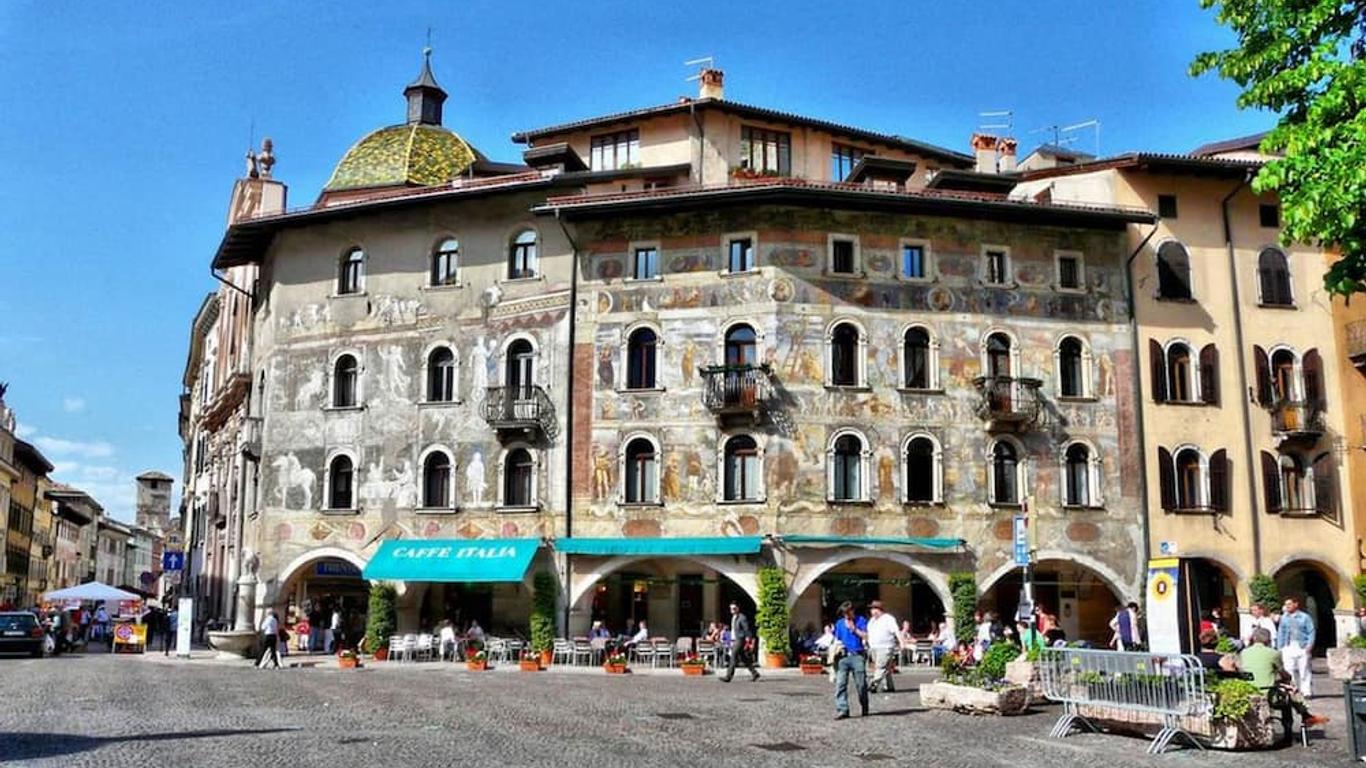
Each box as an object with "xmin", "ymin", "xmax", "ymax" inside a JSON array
[
  {"xmin": 364, "ymin": 582, "xmax": 397, "ymax": 655},
  {"xmin": 948, "ymin": 572, "xmax": 978, "ymax": 645},
  {"xmin": 1248, "ymin": 574, "xmax": 1281, "ymax": 612},
  {"xmin": 1354, "ymin": 574, "xmax": 1366, "ymax": 606},
  {"xmin": 754, "ymin": 567, "xmax": 791, "ymax": 658},
  {"xmin": 1209, "ymin": 678, "xmax": 1260, "ymax": 721},
  {"xmin": 939, "ymin": 641, "xmax": 1017, "ymax": 690},
  {"xmin": 530, "ymin": 571, "xmax": 557, "ymax": 654},
  {"xmin": 978, "ymin": 641, "xmax": 1018, "ymax": 682},
  {"xmin": 1347, "ymin": 635, "xmax": 1366, "ymax": 650},
  {"xmin": 1216, "ymin": 636, "xmax": 1238, "ymax": 654},
  {"xmin": 1192, "ymin": 0, "xmax": 1366, "ymax": 297}
]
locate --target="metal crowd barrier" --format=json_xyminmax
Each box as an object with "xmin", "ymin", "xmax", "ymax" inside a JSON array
[{"xmin": 1037, "ymin": 647, "xmax": 1211, "ymax": 754}]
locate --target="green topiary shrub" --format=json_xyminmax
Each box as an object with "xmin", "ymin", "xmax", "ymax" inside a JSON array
[
  {"xmin": 1248, "ymin": 574, "xmax": 1280, "ymax": 612},
  {"xmin": 1354, "ymin": 574, "xmax": 1366, "ymax": 608},
  {"xmin": 530, "ymin": 571, "xmax": 557, "ymax": 654},
  {"xmin": 977, "ymin": 641, "xmax": 1018, "ymax": 682},
  {"xmin": 755, "ymin": 566, "xmax": 791, "ymax": 660},
  {"xmin": 949, "ymin": 572, "xmax": 978, "ymax": 645},
  {"xmin": 364, "ymin": 582, "xmax": 397, "ymax": 656}
]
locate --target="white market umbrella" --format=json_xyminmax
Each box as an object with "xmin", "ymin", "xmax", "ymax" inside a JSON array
[{"xmin": 42, "ymin": 581, "xmax": 141, "ymax": 603}]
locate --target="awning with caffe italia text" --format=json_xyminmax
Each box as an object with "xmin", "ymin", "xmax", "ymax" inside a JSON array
[
  {"xmin": 554, "ymin": 536, "xmax": 763, "ymax": 557},
  {"xmin": 362, "ymin": 538, "xmax": 541, "ymax": 582}
]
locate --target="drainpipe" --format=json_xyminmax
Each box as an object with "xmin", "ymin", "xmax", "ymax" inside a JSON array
[
  {"xmin": 554, "ymin": 209, "xmax": 580, "ymax": 634},
  {"xmin": 1124, "ymin": 222, "xmax": 1160, "ymax": 583},
  {"xmin": 690, "ymin": 101, "xmax": 705, "ymax": 186},
  {"xmin": 1222, "ymin": 172, "xmax": 1262, "ymax": 575}
]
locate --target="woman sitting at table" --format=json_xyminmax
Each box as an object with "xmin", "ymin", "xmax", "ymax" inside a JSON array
[
  {"xmin": 703, "ymin": 621, "xmax": 722, "ymax": 643},
  {"xmin": 590, "ymin": 620, "xmax": 612, "ymax": 640}
]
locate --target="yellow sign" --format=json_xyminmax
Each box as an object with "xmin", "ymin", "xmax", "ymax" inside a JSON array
[{"xmin": 112, "ymin": 623, "xmax": 147, "ymax": 653}]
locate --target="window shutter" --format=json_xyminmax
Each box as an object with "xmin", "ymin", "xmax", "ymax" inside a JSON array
[
  {"xmin": 1209, "ymin": 449, "xmax": 1229, "ymax": 511},
  {"xmin": 1199, "ymin": 344, "xmax": 1220, "ymax": 405},
  {"xmin": 1253, "ymin": 345, "xmax": 1272, "ymax": 406},
  {"xmin": 1303, "ymin": 349, "xmax": 1324, "ymax": 406},
  {"xmin": 1260, "ymin": 451, "xmax": 1282, "ymax": 513},
  {"xmin": 1149, "ymin": 339, "xmax": 1167, "ymax": 403},
  {"xmin": 1157, "ymin": 447, "xmax": 1174, "ymax": 511},
  {"xmin": 1313, "ymin": 452, "xmax": 1337, "ymax": 517}
]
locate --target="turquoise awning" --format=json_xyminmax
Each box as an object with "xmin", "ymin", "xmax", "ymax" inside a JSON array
[
  {"xmin": 555, "ymin": 536, "xmax": 763, "ymax": 557},
  {"xmin": 362, "ymin": 538, "xmax": 541, "ymax": 582},
  {"xmin": 780, "ymin": 535, "xmax": 963, "ymax": 550}
]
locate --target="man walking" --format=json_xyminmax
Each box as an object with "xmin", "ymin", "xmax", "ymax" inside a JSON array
[
  {"xmin": 165, "ymin": 605, "xmax": 178, "ymax": 656},
  {"xmin": 328, "ymin": 605, "xmax": 343, "ymax": 654},
  {"xmin": 719, "ymin": 602, "xmax": 759, "ymax": 682},
  {"xmin": 257, "ymin": 609, "xmax": 281, "ymax": 669},
  {"xmin": 832, "ymin": 601, "xmax": 869, "ymax": 719},
  {"xmin": 1277, "ymin": 597, "xmax": 1315, "ymax": 697},
  {"xmin": 866, "ymin": 600, "xmax": 900, "ymax": 693}
]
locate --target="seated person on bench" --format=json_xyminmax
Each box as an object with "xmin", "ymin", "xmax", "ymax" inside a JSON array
[{"xmin": 1238, "ymin": 627, "xmax": 1328, "ymax": 730}]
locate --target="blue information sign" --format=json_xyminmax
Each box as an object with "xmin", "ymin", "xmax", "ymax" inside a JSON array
[
  {"xmin": 162, "ymin": 551, "xmax": 185, "ymax": 572},
  {"xmin": 1012, "ymin": 515, "xmax": 1029, "ymax": 566}
]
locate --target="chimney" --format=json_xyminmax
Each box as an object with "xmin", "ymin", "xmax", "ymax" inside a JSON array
[
  {"xmin": 971, "ymin": 133, "xmax": 999, "ymax": 173},
  {"xmin": 998, "ymin": 137, "xmax": 1018, "ymax": 172},
  {"xmin": 699, "ymin": 68, "xmax": 724, "ymax": 100}
]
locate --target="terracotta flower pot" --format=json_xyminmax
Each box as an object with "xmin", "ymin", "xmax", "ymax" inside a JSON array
[
  {"xmin": 763, "ymin": 652, "xmax": 787, "ymax": 669},
  {"xmin": 681, "ymin": 664, "xmax": 706, "ymax": 676},
  {"xmin": 800, "ymin": 664, "xmax": 824, "ymax": 676},
  {"xmin": 604, "ymin": 663, "xmax": 628, "ymax": 674},
  {"xmin": 539, "ymin": 650, "xmax": 553, "ymax": 667},
  {"xmin": 373, "ymin": 647, "xmax": 389, "ymax": 662},
  {"xmin": 519, "ymin": 659, "xmax": 543, "ymax": 672},
  {"xmin": 338, "ymin": 657, "xmax": 359, "ymax": 669},
  {"xmin": 466, "ymin": 660, "xmax": 488, "ymax": 671}
]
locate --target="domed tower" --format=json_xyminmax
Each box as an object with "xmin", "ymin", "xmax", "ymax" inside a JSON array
[{"xmin": 320, "ymin": 49, "xmax": 492, "ymax": 204}]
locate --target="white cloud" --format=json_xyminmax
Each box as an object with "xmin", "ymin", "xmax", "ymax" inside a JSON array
[
  {"xmin": 48, "ymin": 463, "xmax": 139, "ymax": 523},
  {"xmin": 14, "ymin": 422, "xmax": 34, "ymax": 438},
  {"xmin": 34, "ymin": 436, "xmax": 114, "ymax": 459},
  {"xmin": 62, "ymin": 397, "xmax": 86, "ymax": 413}
]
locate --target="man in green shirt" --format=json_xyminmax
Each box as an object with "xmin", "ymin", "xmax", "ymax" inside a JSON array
[{"xmin": 1238, "ymin": 628, "xmax": 1327, "ymax": 729}]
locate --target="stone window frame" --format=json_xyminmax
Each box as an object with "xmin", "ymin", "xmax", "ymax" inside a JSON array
[
  {"xmin": 503, "ymin": 225, "xmax": 543, "ymax": 283},
  {"xmin": 715, "ymin": 318, "xmax": 765, "ymax": 366},
  {"xmin": 720, "ymin": 231, "xmax": 759, "ymax": 277},
  {"xmin": 824, "ymin": 316, "xmax": 869, "ymax": 389},
  {"xmin": 619, "ymin": 321, "xmax": 666, "ymax": 393},
  {"xmin": 327, "ymin": 348, "xmax": 365, "ymax": 410},
  {"xmin": 499, "ymin": 332, "xmax": 544, "ymax": 391},
  {"xmin": 899, "ymin": 322, "xmax": 941, "ymax": 392},
  {"xmin": 1255, "ymin": 245, "xmax": 1296, "ymax": 308},
  {"xmin": 986, "ymin": 435, "xmax": 1028, "ymax": 508},
  {"xmin": 1170, "ymin": 444, "xmax": 1211, "ymax": 511},
  {"xmin": 717, "ymin": 431, "xmax": 766, "ymax": 505},
  {"xmin": 335, "ymin": 245, "xmax": 367, "ymax": 297},
  {"xmin": 1053, "ymin": 249, "xmax": 1086, "ymax": 293},
  {"xmin": 979, "ymin": 243, "xmax": 1015, "ymax": 288},
  {"xmin": 979, "ymin": 327, "xmax": 1022, "ymax": 379},
  {"xmin": 900, "ymin": 431, "xmax": 943, "ymax": 505},
  {"xmin": 1059, "ymin": 438, "xmax": 1105, "ymax": 509},
  {"xmin": 417, "ymin": 444, "xmax": 458, "ymax": 512},
  {"xmin": 897, "ymin": 238, "xmax": 935, "ymax": 283},
  {"xmin": 626, "ymin": 239, "xmax": 663, "ymax": 283},
  {"xmin": 322, "ymin": 448, "xmax": 361, "ymax": 513},
  {"xmin": 497, "ymin": 443, "xmax": 540, "ymax": 511},
  {"xmin": 1161, "ymin": 338, "xmax": 1202, "ymax": 404},
  {"xmin": 420, "ymin": 340, "xmax": 461, "ymax": 405},
  {"xmin": 1053, "ymin": 333, "xmax": 1094, "ymax": 400},
  {"xmin": 826, "ymin": 427, "xmax": 872, "ymax": 504},
  {"xmin": 618, "ymin": 431, "xmax": 663, "ymax": 506},
  {"xmin": 826, "ymin": 232, "xmax": 863, "ymax": 278}
]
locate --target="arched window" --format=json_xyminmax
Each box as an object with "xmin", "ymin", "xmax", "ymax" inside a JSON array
[
  {"xmin": 426, "ymin": 347, "xmax": 456, "ymax": 402},
  {"xmin": 423, "ymin": 450, "xmax": 452, "ymax": 508},
  {"xmin": 829, "ymin": 322, "xmax": 861, "ymax": 386},
  {"xmin": 985, "ymin": 332, "xmax": 1012, "ymax": 378},
  {"xmin": 626, "ymin": 328, "xmax": 657, "ymax": 390},
  {"xmin": 431, "ymin": 238, "xmax": 459, "ymax": 287},
  {"xmin": 1270, "ymin": 348, "xmax": 1297, "ymax": 402},
  {"xmin": 990, "ymin": 439, "xmax": 1021, "ymax": 505},
  {"xmin": 724, "ymin": 324, "xmax": 758, "ymax": 366},
  {"xmin": 723, "ymin": 435, "xmax": 761, "ymax": 502},
  {"xmin": 338, "ymin": 248, "xmax": 365, "ymax": 295},
  {"xmin": 327, "ymin": 455, "xmax": 354, "ymax": 510},
  {"xmin": 1156, "ymin": 241, "xmax": 1192, "ymax": 300},
  {"xmin": 904, "ymin": 435, "xmax": 938, "ymax": 503},
  {"xmin": 506, "ymin": 339, "xmax": 535, "ymax": 396},
  {"xmin": 623, "ymin": 437, "xmax": 658, "ymax": 504},
  {"xmin": 830, "ymin": 433, "xmax": 864, "ymax": 502},
  {"xmin": 1063, "ymin": 443, "xmax": 1092, "ymax": 507},
  {"xmin": 508, "ymin": 230, "xmax": 538, "ymax": 279},
  {"xmin": 1174, "ymin": 448, "xmax": 1204, "ymax": 510},
  {"xmin": 503, "ymin": 448, "xmax": 535, "ymax": 507},
  {"xmin": 1167, "ymin": 342, "xmax": 1193, "ymax": 402},
  {"xmin": 1280, "ymin": 454, "xmax": 1306, "ymax": 513},
  {"xmin": 903, "ymin": 327, "xmax": 933, "ymax": 389},
  {"xmin": 1257, "ymin": 247, "xmax": 1292, "ymax": 306},
  {"xmin": 1057, "ymin": 337, "xmax": 1085, "ymax": 398},
  {"xmin": 333, "ymin": 354, "xmax": 359, "ymax": 407}
]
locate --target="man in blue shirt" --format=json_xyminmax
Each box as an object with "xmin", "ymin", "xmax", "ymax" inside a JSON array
[
  {"xmin": 1276, "ymin": 597, "xmax": 1316, "ymax": 697},
  {"xmin": 831, "ymin": 601, "xmax": 870, "ymax": 719}
]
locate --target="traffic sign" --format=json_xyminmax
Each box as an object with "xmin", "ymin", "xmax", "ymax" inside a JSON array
[{"xmin": 162, "ymin": 551, "xmax": 185, "ymax": 572}]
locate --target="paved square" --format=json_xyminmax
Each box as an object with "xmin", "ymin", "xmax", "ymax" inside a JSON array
[{"xmin": 0, "ymin": 655, "xmax": 1349, "ymax": 767}]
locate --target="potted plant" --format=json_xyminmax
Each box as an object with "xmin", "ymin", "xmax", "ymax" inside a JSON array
[
  {"xmin": 799, "ymin": 653, "xmax": 825, "ymax": 675},
  {"xmin": 919, "ymin": 641, "xmax": 1029, "ymax": 716},
  {"xmin": 466, "ymin": 648, "xmax": 489, "ymax": 671},
  {"xmin": 530, "ymin": 571, "xmax": 557, "ymax": 667},
  {"xmin": 519, "ymin": 650, "xmax": 543, "ymax": 672},
  {"xmin": 679, "ymin": 653, "xmax": 707, "ymax": 676},
  {"xmin": 755, "ymin": 566, "xmax": 790, "ymax": 668},
  {"xmin": 949, "ymin": 572, "xmax": 978, "ymax": 646},
  {"xmin": 337, "ymin": 649, "xmax": 360, "ymax": 669},
  {"xmin": 364, "ymin": 582, "xmax": 397, "ymax": 662},
  {"xmin": 603, "ymin": 651, "xmax": 629, "ymax": 674}
]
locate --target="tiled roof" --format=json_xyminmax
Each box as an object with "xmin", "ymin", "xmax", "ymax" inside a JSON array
[
  {"xmin": 325, "ymin": 123, "xmax": 478, "ymax": 191},
  {"xmin": 1019, "ymin": 152, "xmax": 1262, "ymax": 181},
  {"xmin": 1190, "ymin": 132, "xmax": 1269, "ymax": 157}
]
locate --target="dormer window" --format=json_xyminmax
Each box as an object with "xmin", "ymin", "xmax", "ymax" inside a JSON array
[
  {"xmin": 590, "ymin": 130, "xmax": 639, "ymax": 171},
  {"xmin": 830, "ymin": 143, "xmax": 866, "ymax": 181},
  {"xmin": 740, "ymin": 127, "xmax": 790, "ymax": 176}
]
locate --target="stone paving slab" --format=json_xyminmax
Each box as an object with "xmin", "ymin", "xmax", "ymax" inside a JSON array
[{"xmin": 0, "ymin": 653, "xmax": 1350, "ymax": 768}]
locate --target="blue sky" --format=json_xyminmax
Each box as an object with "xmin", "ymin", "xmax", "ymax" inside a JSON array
[{"xmin": 0, "ymin": 1, "xmax": 1267, "ymax": 521}]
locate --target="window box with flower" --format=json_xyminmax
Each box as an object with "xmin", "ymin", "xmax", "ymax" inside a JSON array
[
  {"xmin": 466, "ymin": 648, "xmax": 488, "ymax": 671},
  {"xmin": 519, "ymin": 651, "xmax": 544, "ymax": 672},
  {"xmin": 604, "ymin": 651, "xmax": 629, "ymax": 674},
  {"xmin": 337, "ymin": 649, "xmax": 360, "ymax": 669},
  {"xmin": 799, "ymin": 654, "xmax": 825, "ymax": 675},
  {"xmin": 679, "ymin": 653, "xmax": 707, "ymax": 676}
]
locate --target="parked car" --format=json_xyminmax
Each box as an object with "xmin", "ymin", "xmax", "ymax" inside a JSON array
[{"xmin": 0, "ymin": 612, "xmax": 45, "ymax": 657}]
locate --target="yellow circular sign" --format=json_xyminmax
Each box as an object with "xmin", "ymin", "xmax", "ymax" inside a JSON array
[{"xmin": 1150, "ymin": 571, "xmax": 1175, "ymax": 602}]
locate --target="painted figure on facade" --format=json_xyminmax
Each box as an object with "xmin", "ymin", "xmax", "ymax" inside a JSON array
[
  {"xmin": 377, "ymin": 345, "xmax": 410, "ymax": 400},
  {"xmin": 466, "ymin": 451, "xmax": 487, "ymax": 506},
  {"xmin": 272, "ymin": 453, "xmax": 316, "ymax": 510},
  {"xmin": 592, "ymin": 446, "xmax": 613, "ymax": 501},
  {"xmin": 661, "ymin": 454, "xmax": 682, "ymax": 501}
]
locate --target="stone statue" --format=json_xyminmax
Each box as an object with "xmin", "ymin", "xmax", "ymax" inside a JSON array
[
  {"xmin": 240, "ymin": 548, "xmax": 260, "ymax": 580},
  {"xmin": 258, "ymin": 138, "xmax": 275, "ymax": 179}
]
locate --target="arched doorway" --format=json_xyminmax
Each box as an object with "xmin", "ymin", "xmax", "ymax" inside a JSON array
[
  {"xmin": 1185, "ymin": 558, "xmax": 1240, "ymax": 638},
  {"xmin": 981, "ymin": 559, "xmax": 1123, "ymax": 646},
  {"xmin": 1275, "ymin": 560, "xmax": 1339, "ymax": 654},
  {"xmin": 274, "ymin": 548, "xmax": 369, "ymax": 651},
  {"xmin": 569, "ymin": 557, "xmax": 757, "ymax": 640},
  {"xmin": 791, "ymin": 558, "xmax": 946, "ymax": 637}
]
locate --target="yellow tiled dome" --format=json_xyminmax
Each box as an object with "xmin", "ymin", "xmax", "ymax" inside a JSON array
[{"xmin": 324, "ymin": 123, "xmax": 478, "ymax": 191}]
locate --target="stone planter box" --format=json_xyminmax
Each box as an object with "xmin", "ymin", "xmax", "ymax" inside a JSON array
[
  {"xmin": 919, "ymin": 681, "xmax": 1029, "ymax": 716},
  {"xmin": 1074, "ymin": 695, "xmax": 1278, "ymax": 750},
  {"xmin": 1327, "ymin": 647, "xmax": 1366, "ymax": 681},
  {"xmin": 1004, "ymin": 658, "xmax": 1043, "ymax": 699}
]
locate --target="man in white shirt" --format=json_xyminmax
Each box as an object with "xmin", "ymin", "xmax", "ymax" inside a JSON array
[
  {"xmin": 627, "ymin": 620, "xmax": 649, "ymax": 648},
  {"xmin": 257, "ymin": 609, "xmax": 281, "ymax": 669},
  {"xmin": 866, "ymin": 601, "xmax": 901, "ymax": 693},
  {"xmin": 328, "ymin": 607, "xmax": 343, "ymax": 653},
  {"xmin": 1242, "ymin": 603, "xmax": 1278, "ymax": 648}
]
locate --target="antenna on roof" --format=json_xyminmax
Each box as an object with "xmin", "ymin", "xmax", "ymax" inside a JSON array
[
  {"xmin": 684, "ymin": 56, "xmax": 715, "ymax": 82},
  {"xmin": 978, "ymin": 110, "xmax": 1013, "ymax": 134},
  {"xmin": 1032, "ymin": 119, "xmax": 1101, "ymax": 156}
]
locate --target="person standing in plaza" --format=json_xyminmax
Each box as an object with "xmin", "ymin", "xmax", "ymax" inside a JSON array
[
  {"xmin": 719, "ymin": 602, "xmax": 759, "ymax": 683},
  {"xmin": 1276, "ymin": 597, "xmax": 1315, "ymax": 697},
  {"xmin": 832, "ymin": 601, "xmax": 869, "ymax": 719},
  {"xmin": 257, "ymin": 609, "xmax": 281, "ymax": 669},
  {"xmin": 1242, "ymin": 603, "xmax": 1278, "ymax": 648},
  {"xmin": 328, "ymin": 605, "xmax": 343, "ymax": 653},
  {"xmin": 866, "ymin": 601, "xmax": 900, "ymax": 693},
  {"xmin": 165, "ymin": 605, "xmax": 178, "ymax": 655}
]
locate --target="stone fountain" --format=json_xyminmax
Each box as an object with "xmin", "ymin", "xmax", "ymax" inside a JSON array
[{"xmin": 208, "ymin": 549, "xmax": 261, "ymax": 659}]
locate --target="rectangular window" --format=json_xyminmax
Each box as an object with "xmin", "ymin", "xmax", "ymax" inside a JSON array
[
  {"xmin": 1057, "ymin": 252, "xmax": 1082, "ymax": 290},
  {"xmin": 831, "ymin": 238, "xmax": 857, "ymax": 275},
  {"xmin": 984, "ymin": 248, "xmax": 1010, "ymax": 285},
  {"xmin": 739, "ymin": 127, "xmax": 791, "ymax": 176},
  {"xmin": 632, "ymin": 247, "xmax": 658, "ymax": 280},
  {"xmin": 1259, "ymin": 204, "xmax": 1280, "ymax": 228},
  {"xmin": 901, "ymin": 243, "xmax": 927, "ymax": 280},
  {"xmin": 1157, "ymin": 194, "xmax": 1178, "ymax": 219},
  {"xmin": 830, "ymin": 143, "xmax": 865, "ymax": 181},
  {"xmin": 727, "ymin": 238, "xmax": 754, "ymax": 273},
  {"xmin": 589, "ymin": 129, "xmax": 639, "ymax": 172}
]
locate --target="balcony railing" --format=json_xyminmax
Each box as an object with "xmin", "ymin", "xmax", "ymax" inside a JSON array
[
  {"xmin": 1269, "ymin": 400, "xmax": 1325, "ymax": 442},
  {"xmin": 482, "ymin": 386, "xmax": 558, "ymax": 441},
  {"xmin": 699, "ymin": 364, "xmax": 774, "ymax": 418},
  {"xmin": 972, "ymin": 376, "xmax": 1043, "ymax": 429}
]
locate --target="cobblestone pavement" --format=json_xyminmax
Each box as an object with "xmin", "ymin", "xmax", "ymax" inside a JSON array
[{"xmin": 0, "ymin": 654, "xmax": 1349, "ymax": 768}]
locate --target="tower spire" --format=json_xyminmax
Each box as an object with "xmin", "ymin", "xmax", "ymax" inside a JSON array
[{"xmin": 404, "ymin": 46, "xmax": 447, "ymax": 126}]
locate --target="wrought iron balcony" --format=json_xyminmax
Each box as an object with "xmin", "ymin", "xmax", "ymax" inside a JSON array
[
  {"xmin": 699, "ymin": 364, "xmax": 774, "ymax": 419},
  {"xmin": 482, "ymin": 385, "xmax": 559, "ymax": 441},
  {"xmin": 972, "ymin": 376, "xmax": 1043, "ymax": 430},
  {"xmin": 1269, "ymin": 400, "xmax": 1325, "ymax": 443}
]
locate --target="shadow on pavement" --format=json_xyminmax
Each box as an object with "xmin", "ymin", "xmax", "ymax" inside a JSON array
[{"xmin": 0, "ymin": 727, "xmax": 302, "ymax": 760}]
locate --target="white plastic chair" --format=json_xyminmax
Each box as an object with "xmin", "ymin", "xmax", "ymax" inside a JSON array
[
  {"xmin": 673, "ymin": 637, "xmax": 693, "ymax": 665},
  {"xmin": 653, "ymin": 638, "xmax": 677, "ymax": 667},
  {"xmin": 573, "ymin": 637, "xmax": 595, "ymax": 666},
  {"xmin": 696, "ymin": 639, "xmax": 716, "ymax": 668},
  {"xmin": 415, "ymin": 633, "xmax": 435, "ymax": 661},
  {"xmin": 552, "ymin": 638, "xmax": 574, "ymax": 666},
  {"xmin": 587, "ymin": 637, "xmax": 606, "ymax": 665},
  {"xmin": 388, "ymin": 635, "xmax": 406, "ymax": 662},
  {"xmin": 401, "ymin": 634, "xmax": 418, "ymax": 663},
  {"xmin": 439, "ymin": 627, "xmax": 457, "ymax": 661}
]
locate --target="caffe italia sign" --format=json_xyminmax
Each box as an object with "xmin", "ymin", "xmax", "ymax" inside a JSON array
[{"xmin": 362, "ymin": 538, "xmax": 540, "ymax": 583}]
